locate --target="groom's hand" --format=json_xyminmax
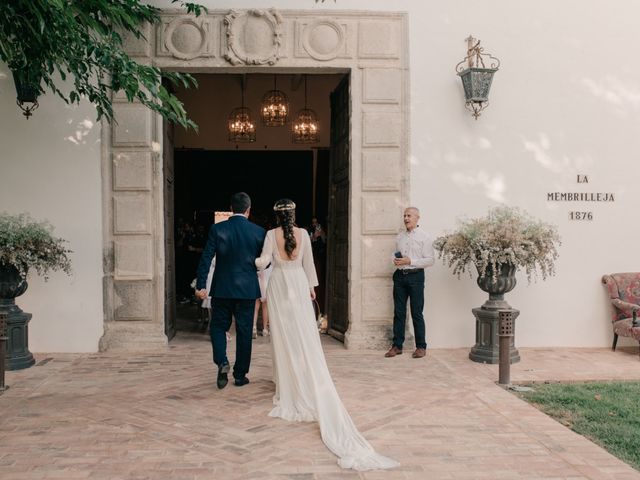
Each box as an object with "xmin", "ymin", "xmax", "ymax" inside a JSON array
[{"xmin": 195, "ymin": 289, "xmax": 208, "ymax": 300}]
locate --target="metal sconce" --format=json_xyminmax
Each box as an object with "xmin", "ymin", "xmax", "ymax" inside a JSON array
[
  {"xmin": 456, "ymin": 36, "xmax": 500, "ymax": 119},
  {"xmin": 12, "ymin": 69, "xmax": 41, "ymax": 119}
]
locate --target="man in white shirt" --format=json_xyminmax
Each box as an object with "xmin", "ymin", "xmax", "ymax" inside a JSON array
[{"xmin": 385, "ymin": 207, "xmax": 435, "ymax": 359}]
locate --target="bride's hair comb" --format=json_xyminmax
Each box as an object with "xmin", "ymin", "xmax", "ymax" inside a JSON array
[{"xmin": 273, "ymin": 199, "xmax": 296, "ymax": 212}]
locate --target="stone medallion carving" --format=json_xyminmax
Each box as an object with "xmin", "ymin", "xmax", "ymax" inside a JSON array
[
  {"xmin": 302, "ymin": 19, "xmax": 345, "ymax": 61},
  {"xmin": 159, "ymin": 17, "xmax": 215, "ymax": 60},
  {"xmin": 224, "ymin": 9, "xmax": 283, "ymax": 65}
]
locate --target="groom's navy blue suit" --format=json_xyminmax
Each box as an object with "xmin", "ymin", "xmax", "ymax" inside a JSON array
[{"xmin": 196, "ymin": 215, "xmax": 266, "ymax": 380}]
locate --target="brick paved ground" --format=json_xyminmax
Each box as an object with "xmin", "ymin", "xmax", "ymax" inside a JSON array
[{"xmin": 2, "ymin": 332, "xmax": 640, "ymax": 480}]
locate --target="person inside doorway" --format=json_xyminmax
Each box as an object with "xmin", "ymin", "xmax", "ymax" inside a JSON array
[{"xmin": 307, "ymin": 216, "xmax": 326, "ymax": 314}]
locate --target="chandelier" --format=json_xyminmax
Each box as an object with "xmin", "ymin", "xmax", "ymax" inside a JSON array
[
  {"xmin": 228, "ymin": 76, "xmax": 256, "ymax": 143},
  {"xmin": 261, "ymin": 75, "xmax": 289, "ymax": 126},
  {"xmin": 292, "ymin": 75, "xmax": 319, "ymax": 144}
]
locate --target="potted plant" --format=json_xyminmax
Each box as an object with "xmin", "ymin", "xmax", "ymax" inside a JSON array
[
  {"xmin": 433, "ymin": 206, "xmax": 561, "ymax": 364},
  {"xmin": 0, "ymin": 213, "xmax": 71, "ymax": 370}
]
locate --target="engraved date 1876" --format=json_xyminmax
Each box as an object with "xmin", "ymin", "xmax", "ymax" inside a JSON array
[{"xmin": 569, "ymin": 211, "xmax": 593, "ymax": 221}]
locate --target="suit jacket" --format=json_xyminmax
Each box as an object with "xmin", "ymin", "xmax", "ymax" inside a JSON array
[{"xmin": 196, "ymin": 215, "xmax": 266, "ymax": 300}]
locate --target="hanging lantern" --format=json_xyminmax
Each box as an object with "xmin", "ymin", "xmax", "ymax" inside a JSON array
[
  {"xmin": 12, "ymin": 69, "xmax": 41, "ymax": 119},
  {"xmin": 455, "ymin": 36, "xmax": 500, "ymax": 120},
  {"xmin": 261, "ymin": 75, "xmax": 289, "ymax": 126},
  {"xmin": 292, "ymin": 75, "xmax": 319, "ymax": 143},
  {"xmin": 228, "ymin": 76, "xmax": 256, "ymax": 143}
]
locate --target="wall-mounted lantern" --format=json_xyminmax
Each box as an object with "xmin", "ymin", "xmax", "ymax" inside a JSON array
[
  {"xmin": 11, "ymin": 69, "xmax": 41, "ymax": 119},
  {"xmin": 456, "ymin": 36, "xmax": 500, "ymax": 119}
]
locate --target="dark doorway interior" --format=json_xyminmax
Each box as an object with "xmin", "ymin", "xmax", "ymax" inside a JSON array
[{"xmin": 172, "ymin": 149, "xmax": 330, "ymax": 332}]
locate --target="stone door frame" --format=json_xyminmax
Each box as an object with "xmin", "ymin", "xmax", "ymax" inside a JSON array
[{"xmin": 99, "ymin": 9, "xmax": 409, "ymax": 351}]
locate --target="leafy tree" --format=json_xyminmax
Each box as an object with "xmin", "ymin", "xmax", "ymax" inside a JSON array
[
  {"xmin": 1, "ymin": 1, "xmax": 333, "ymax": 128},
  {"xmin": 0, "ymin": 0, "xmax": 207, "ymax": 129}
]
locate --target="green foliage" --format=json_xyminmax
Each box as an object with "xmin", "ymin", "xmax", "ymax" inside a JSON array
[
  {"xmin": 0, "ymin": 213, "xmax": 72, "ymax": 280},
  {"xmin": 519, "ymin": 382, "xmax": 640, "ymax": 470},
  {"xmin": 433, "ymin": 206, "xmax": 561, "ymax": 282},
  {"xmin": 0, "ymin": 1, "xmax": 207, "ymax": 129}
]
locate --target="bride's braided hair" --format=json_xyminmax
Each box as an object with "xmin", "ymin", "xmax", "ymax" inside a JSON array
[{"xmin": 273, "ymin": 199, "xmax": 297, "ymax": 259}]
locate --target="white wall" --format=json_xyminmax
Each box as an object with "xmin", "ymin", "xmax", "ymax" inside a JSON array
[
  {"xmin": 3, "ymin": 0, "xmax": 638, "ymax": 351},
  {"xmin": 406, "ymin": 0, "xmax": 640, "ymax": 348},
  {"xmin": 0, "ymin": 65, "xmax": 103, "ymax": 352},
  {"xmin": 155, "ymin": 0, "xmax": 640, "ymax": 348}
]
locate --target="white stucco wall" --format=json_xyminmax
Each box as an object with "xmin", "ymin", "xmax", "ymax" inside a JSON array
[
  {"xmin": 407, "ymin": 0, "xmax": 640, "ymax": 348},
  {"xmin": 3, "ymin": 0, "xmax": 639, "ymax": 352},
  {"xmin": 0, "ymin": 65, "xmax": 103, "ymax": 352},
  {"xmin": 155, "ymin": 0, "xmax": 639, "ymax": 348}
]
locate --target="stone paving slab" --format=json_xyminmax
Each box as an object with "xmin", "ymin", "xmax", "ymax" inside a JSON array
[{"xmin": 1, "ymin": 333, "xmax": 639, "ymax": 480}]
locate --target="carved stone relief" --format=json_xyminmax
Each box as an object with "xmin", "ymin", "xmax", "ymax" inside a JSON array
[
  {"xmin": 114, "ymin": 281, "xmax": 154, "ymax": 320},
  {"xmin": 363, "ymin": 112, "xmax": 402, "ymax": 147},
  {"xmin": 112, "ymin": 152, "xmax": 152, "ymax": 191},
  {"xmin": 114, "ymin": 238, "xmax": 153, "ymax": 280},
  {"xmin": 157, "ymin": 16, "xmax": 216, "ymax": 60},
  {"xmin": 358, "ymin": 20, "xmax": 401, "ymax": 59},
  {"xmin": 362, "ymin": 236, "xmax": 398, "ymax": 277},
  {"xmin": 363, "ymin": 68, "xmax": 402, "ymax": 104},
  {"xmin": 121, "ymin": 23, "xmax": 151, "ymax": 57},
  {"xmin": 362, "ymin": 149, "xmax": 402, "ymax": 191},
  {"xmin": 299, "ymin": 19, "xmax": 347, "ymax": 61},
  {"xmin": 362, "ymin": 195, "xmax": 403, "ymax": 234},
  {"xmin": 224, "ymin": 9, "xmax": 283, "ymax": 65},
  {"xmin": 112, "ymin": 104, "xmax": 152, "ymax": 147}
]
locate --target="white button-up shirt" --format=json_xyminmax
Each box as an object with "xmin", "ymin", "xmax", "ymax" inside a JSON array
[{"xmin": 394, "ymin": 227, "xmax": 435, "ymax": 270}]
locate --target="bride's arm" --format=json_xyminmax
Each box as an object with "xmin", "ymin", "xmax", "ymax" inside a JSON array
[
  {"xmin": 255, "ymin": 230, "xmax": 273, "ymax": 271},
  {"xmin": 301, "ymin": 231, "xmax": 319, "ymax": 287}
]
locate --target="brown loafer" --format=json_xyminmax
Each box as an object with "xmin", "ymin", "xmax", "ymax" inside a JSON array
[
  {"xmin": 385, "ymin": 346, "xmax": 403, "ymax": 358},
  {"xmin": 412, "ymin": 348, "xmax": 426, "ymax": 358}
]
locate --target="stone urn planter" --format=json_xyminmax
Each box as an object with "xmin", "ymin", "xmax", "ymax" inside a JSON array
[
  {"xmin": 469, "ymin": 262, "xmax": 520, "ymax": 364},
  {"xmin": 0, "ymin": 264, "xmax": 35, "ymax": 370},
  {"xmin": 0, "ymin": 213, "xmax": 72, "ymax": 371},
  {"xmin": 433, "ymin": 206, "xmax": 561, "ymax": 365}
]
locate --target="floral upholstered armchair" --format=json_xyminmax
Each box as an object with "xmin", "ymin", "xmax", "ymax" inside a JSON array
[{"xmin": 602, "ymin": 273, "xmax": 640, "ymax": 353}]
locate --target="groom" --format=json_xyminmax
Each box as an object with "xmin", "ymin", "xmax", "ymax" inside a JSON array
[{"xmin": 195, "ymin": 192, "xmax": 266, "ymax": 389}]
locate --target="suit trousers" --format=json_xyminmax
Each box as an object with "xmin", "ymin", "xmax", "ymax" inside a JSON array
[
  {"xmin": 392, "ymin": 269, "xmax": 427, "ymax": 350},
  {"xmin": 210, "ymin": 297, "xmax": 255, "ymax": 379}
]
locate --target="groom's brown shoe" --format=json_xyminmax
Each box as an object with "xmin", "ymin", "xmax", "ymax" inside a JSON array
[
  {"xmin": 385, "ymin": 346, "xmax": 403, "ymax": 358},
  {"xmin": 412, "ymin": 348, "xmax": 426, "ymax": 358}
]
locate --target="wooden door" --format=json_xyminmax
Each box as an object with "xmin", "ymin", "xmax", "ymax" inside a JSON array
[
  {"xmin": 163, "ymin": 120, "xmax": 177, "ymax": 340},
  {"xmin": 326, "ymin": 75, "xmax": 350, "ymax": 340}
]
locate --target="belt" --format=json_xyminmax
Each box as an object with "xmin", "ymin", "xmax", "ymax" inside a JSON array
[{"xmin": 397, "ymin": 268, "xmax": 424, "ymax": 275}]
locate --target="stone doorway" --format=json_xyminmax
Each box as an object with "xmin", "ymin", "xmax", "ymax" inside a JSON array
[
  {"xmin": 165, "ymin": 72, "xmax": 349, "ymax": 341},
  {"xmin": 99, "ymin": 9, "xmax": 409, "ymax": 351}
]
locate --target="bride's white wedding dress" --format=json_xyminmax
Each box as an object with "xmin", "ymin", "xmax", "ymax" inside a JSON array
[{"xmin": 256, "ymin": 228, "xmax": 399, "ymax": 471}]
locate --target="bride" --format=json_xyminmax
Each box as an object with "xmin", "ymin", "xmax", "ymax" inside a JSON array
[{"xmin": 255, "ymin": 199, "xmax": 399, "ymax": 471}]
